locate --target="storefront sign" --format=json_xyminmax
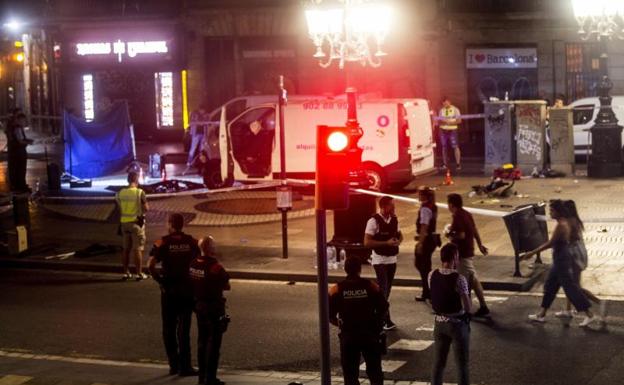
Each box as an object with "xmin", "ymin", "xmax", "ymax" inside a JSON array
[
  {"xmin": 466, "ymin": 48, "xmax": 537, "ymax": 69},
  {"xmin": 76, "ymin": 39, "xmax": 169, "ymax": 62}
]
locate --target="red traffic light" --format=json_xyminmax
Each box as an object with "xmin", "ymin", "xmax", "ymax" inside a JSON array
[{"xmin": 327, "ymin": 131, "xmax": 349, "ymax": 152}]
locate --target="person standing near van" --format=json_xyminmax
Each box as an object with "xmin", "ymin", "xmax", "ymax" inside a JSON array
[
  {"xmin": 415, "ymin": 186, "xmax": 439, "ymax": 302},
  {"xmin": 364, "ymin": 196, "xmax": 403, "ymax": 330},
  {"xmin": 438, "ymin": 97, "xmax": 462, "ymax": 171},
  {"xmin": 116, "ymin": 171, "xmax": 149, "ymax": 280},
  {"xmin": 186, "ymin": 105, "xmax": 209, "ymax": 169}
]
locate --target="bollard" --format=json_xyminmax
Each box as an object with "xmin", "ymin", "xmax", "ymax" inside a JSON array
[{"xmin": 12, "ymin": 192, "xmax": 30, "ymax": 229}]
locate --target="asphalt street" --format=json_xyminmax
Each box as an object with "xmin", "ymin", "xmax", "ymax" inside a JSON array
[{"xmin": 1, "ymin": 269, "xmax": 624, "ymax": 385}]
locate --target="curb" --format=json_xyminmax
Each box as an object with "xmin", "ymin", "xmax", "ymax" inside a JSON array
[{"xmin": 0, "ymin": 257, "xmax": 547, "ymax": 292}]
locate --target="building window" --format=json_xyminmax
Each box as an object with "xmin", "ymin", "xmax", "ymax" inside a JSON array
[
  {"xmin": 566, "ymin": 43, "xmax": 601, "ymax": 102},
  {"xmin": 82, "ymin": 74, "xmax": 95, "ymax": 121},
  {"xmin": 155, "ymin": 72, "xmax": 174, "ymax": 128}
]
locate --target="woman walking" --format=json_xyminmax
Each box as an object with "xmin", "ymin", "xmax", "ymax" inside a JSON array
[
  {"xmin": 522, "ymin": 199, "xmax": 599, "ymax": 327},
  {"xmin": 414, "ymin": 186, "xmax": 439, "ymax": 302},
  {"xmin": 554, "ymin": 200, "xmax": 607, "ymax": 320}
]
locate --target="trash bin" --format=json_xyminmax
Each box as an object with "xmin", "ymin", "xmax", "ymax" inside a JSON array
[
  {"xmin": 503, "ymin": 202, "xmax": 548, "ymax": 277},
  {"xmin": 330, "ymin": 192, "xmax": 376, "ymax": 261}
]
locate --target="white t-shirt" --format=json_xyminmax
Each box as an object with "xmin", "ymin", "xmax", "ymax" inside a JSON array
[
  {"xmin": 418, "ymin": 207, "xmax": 433, "ymax": 226},
  {"xmin": 365, "ymin": 215, "xmax": 400, "ymax": 265}
]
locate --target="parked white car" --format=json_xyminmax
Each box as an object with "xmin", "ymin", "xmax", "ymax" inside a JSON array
[{"xmin": 568, "ymin": 96, "xmax": 624, "ymax": 156}]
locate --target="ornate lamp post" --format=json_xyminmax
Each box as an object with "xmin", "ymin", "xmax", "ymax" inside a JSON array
[
  {"xmin": 304, "ymin": 0, "xmax": 392, "ymax": 69},
  {"xmin": 572, "ymin": 0, "xmax": 624, "ymax": 177}
]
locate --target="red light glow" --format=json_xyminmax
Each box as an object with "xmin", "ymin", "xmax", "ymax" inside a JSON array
[{"xmin": 327, "ymin": 131, "xmax": 348, "ymax": 152}]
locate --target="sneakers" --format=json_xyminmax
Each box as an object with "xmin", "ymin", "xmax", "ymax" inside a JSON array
[
  {"xmin": 554, "ymin": 310, "xmax": 573, "ymax": 318},
  {"xmin": 135, "ymin": 272, "xmax": 148, "ymax": 281},
  {"xmin": 579, "ymin": 315, "xmax": 600, "ymax": 327},
  {"xmin": 528, "ymin": 313, "xmax": 546, "ymax": 323},
  {"xmin": 456, "ymin": 164, "xmax": 462, "ymax": 171},
  {"xmin": 383, "ymin": 320, "xmax": 397, "ymax": 331},
  {"xmin": 473, "ymin": 306, "xmax": 490, "ymax": 318},
  {"xmin": 121, "ymin": 273, "xmax": 132, "ymax": 281}
]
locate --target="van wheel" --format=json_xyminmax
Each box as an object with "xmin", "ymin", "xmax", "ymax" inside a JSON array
[
  {"xmin": 203, "ymin": 170, "xmax": 234, "ymax": 189},
  {"xmin": 363, "ymin": 163, "xmax": 387, "ymax": 192}
]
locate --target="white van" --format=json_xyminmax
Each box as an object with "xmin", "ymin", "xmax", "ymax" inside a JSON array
[
  {"xmin": 211, "ymin": 98, "xmax": 435, "ymax": 191},
  {"xmin": 568, "ymin": 96, "xmax": 624, "ymax": 156}
]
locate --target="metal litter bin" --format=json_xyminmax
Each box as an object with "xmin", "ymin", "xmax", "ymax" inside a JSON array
[{"xmin": 503, "ymin": 203, "xmax": 548, "ymax": 277}]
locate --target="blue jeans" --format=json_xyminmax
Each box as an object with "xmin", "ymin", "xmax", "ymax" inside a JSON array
[
  {"xmin": 432, "ymin": 320, "xmax": 470, "ymax": 385},
  {"xmin": 373, "ymin": 263, "xmax": 396, "ymax": 323},
  {"xmin": 541, "ymin": 256, "xmax": 590, "ymax": 312},
  {"xmin": 439, "ymin": 129, "xmax": 459, "ymax": 166},
  {"xmin": 187, "ymin": 133, "xmax": 204, "ymax": 165}
]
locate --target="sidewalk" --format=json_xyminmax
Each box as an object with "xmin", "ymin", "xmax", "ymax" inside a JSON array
[{"xmin": 2, "ymin": 135, "xmax": 624, "ymax": 295}]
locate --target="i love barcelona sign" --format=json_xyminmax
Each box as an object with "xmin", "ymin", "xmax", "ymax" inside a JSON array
[{"xmin": 466, "ymin": 47, "xmax": 538, "ymax": 69}]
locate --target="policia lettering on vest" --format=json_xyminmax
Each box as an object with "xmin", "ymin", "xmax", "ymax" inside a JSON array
[
  {"xmin": 364, "ymin": 196, "xmax": 403, "ymax": 331},
  {"xmin": 329, "ymin": 258, "xmax": 388, "ymax": 385},
  {"xmin": 148, "ymin": 213, "xmax": 201, "ymax": 377},
  {"xmin": 115, "ymin": 172, "xmax": 149, "ymax": 281}
]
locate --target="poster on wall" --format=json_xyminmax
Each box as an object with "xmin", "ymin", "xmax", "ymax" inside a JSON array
[{"xmin": 466, "ymin": 48, "xmax": 538, "ymax": 69}]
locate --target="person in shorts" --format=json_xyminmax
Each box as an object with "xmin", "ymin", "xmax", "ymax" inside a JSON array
[
  {"xmin": 446, "ymin": 193, "xmax": 490, "ymax": 317},
  {"xmin": 438, "ymin": 97, "xmax": 462, "ymax": 171},
  {"xmin": 116, "ymin": 171, "xmax": 149, "ymax": 280}
]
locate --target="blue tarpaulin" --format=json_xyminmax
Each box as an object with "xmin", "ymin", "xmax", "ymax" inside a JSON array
[{"xmin": 64, "ymin": 102, "xmax": 133, "ymax": 179}]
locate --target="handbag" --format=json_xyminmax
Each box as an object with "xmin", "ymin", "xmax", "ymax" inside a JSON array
[{"xmin": 570, "ymin": 240, "xmax": 588, "ymax": 271}]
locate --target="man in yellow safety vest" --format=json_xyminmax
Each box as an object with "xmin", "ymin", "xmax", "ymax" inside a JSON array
[
  {"xmin": 438, "ymin": 97, "xmax": 463, "ymax": 171},
  {"xmin": 116, "ymin": 171, "xmax": 149, "ymax": 280}
]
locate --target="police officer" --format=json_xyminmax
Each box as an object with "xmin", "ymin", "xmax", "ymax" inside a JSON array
[
  {"xmin": 6, "ymin": 111, "xmax": 33, "ymax": 192},
  {"xmin": 115, "ymin": 171, "xmax": 148, "ymax": 280},
  {"xmin": 364, "ymin": 196, "xmax": 402, "ymax": 330},
  {"xmin": 148, "ymin": 213, "xmax": 200, "ymax": 377},
  {"xmin": 429, "ymin": 243, "xmax": 472, "ymax": 385},
  {"xmin": 415, "ymin": 186, "xmax": 439, "ymax": 302},
  {"xmin": 329, "ymin": 258, "xmax": 388, "ymax": 385},
  {"xmin": 189, "ymin": 236, "xmax": 230, "ymax": 385}
]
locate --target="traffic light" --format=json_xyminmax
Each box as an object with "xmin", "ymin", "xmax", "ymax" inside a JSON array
[{"xmin": 316, "ymin": 124, "xmax": 364, "ymax": 210}]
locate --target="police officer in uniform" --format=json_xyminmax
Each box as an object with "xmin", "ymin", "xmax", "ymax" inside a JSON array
[
  {"xmin": 329, "ymin": 258, "xmax": 388, "ymax": 385},
  {"xmin": 415, "ymin": 186, "xmax": 439, "ymax": 302},
  {"xmin": 148, "ymin": 213, "xmax": 200, "ymax": 377},
  {"xmin": 429, "ymin": 243, "xmax": 472, "ymax": 385},
  {"xmin": 189, "ymin": 236, "xmax": 230, "ymax": 385},
  {"xmin": 364, "ymin": 196, "xmax": 402, "ymax": 330},
  {"xmin": 116, "ymin": 171, "xmax": 149, "ymax": 280}
]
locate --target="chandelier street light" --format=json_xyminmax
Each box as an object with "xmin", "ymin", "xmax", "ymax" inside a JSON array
[
  {"xmin": 304, "ymin": 0, "xmax": 392, "ymax": 69},
  {"xmin": 571, "ymin": 0, "xmax": 624, "ymax": 177}
]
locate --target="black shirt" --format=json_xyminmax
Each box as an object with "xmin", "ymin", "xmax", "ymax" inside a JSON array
[
  {"xmin": 450, "ymin": 208, "xmax": 477, "ymax": 258},
  {"xmin": 189, "ymin": 256, "xmax": 230, "ymax": 316},
  {"xmin": 329, "ymin": 276, "xmax": 388, "ymax": 336},
  {"xmin": 150, "ymin": 232, "xmax": 200, "ymax": 294}
]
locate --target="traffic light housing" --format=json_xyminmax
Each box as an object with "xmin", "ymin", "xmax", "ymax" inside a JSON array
[{"xmin": 316, "ymin": 124, "xmax": 364, "ymax": 210}]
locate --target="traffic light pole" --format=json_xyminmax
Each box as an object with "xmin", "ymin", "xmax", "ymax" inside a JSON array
[
  {"xmin": 279, "ymin": 76, "xmax": 288, "ymax": 258},
  {"xmin": 315, "ymin": 208, "xmax": 332, "ymax": 385}
]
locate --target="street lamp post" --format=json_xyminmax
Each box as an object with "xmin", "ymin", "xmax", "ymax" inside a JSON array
[
  {"xmin": 304, "ymin": 2, "xmax": 392, "ymax": 385},
  {"xmin": 572, "ymin": 0, "xmax": 624, "ymax": 177}
]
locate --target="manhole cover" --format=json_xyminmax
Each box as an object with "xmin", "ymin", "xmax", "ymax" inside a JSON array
[{"xmin": 195, "ymin": 198, "xmax": 314, "ymax": 215}]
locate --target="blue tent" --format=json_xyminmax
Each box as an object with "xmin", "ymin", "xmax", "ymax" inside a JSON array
[{"xmin": 64, "ymin": 102, "xmax": 133, "ymax": 179}]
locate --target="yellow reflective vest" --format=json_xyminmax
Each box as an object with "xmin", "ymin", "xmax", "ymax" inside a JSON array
[
  {"xmin": 116, "ymin": 186, "xmax": 145, "ymax": 223},
  {"xmin": 439, "ymin": 106, "xmax": 460, "ymax": 130}
]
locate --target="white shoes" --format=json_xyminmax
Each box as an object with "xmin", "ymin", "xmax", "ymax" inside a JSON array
[
  {"xmin": 579, "ymin": 315, "xmax": 600, "ymax": 327},
  {"xmin": 554, "ymin": 310, "xmax": 573, "ymax": 318},
  {"xmin": 528, "ymin": 313, "xmax": 546, "ymax": 323}
]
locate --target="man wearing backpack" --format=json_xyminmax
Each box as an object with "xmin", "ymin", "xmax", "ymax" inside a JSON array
[{"xmin": 364, "ymin": 196, "xmax": 403, "ymax": 330}]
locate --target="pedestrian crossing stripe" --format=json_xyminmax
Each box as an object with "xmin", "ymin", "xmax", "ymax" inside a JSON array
[
  {"xmin": 483, "ymin": 296, "xmax": 509, "ymax": 303},
  {"xmin": 388, "ymin": 339, "xmax": 434, "ymax": 351},
  {"xmin": 415, "ymin": 326, "xmax": 434, "ymax": 332},
  {"xmin": 0, "ymin": 375, "xmax": 32, "ymax": 385},
  {"xmin": 360, "ymin": 359, "xmax": 406, "ymax": 373}
]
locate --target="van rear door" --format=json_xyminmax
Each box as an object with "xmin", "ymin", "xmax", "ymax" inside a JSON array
[{"xmin": 404, "ymin": 100, "xmax": 435, "ymax": 176}]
